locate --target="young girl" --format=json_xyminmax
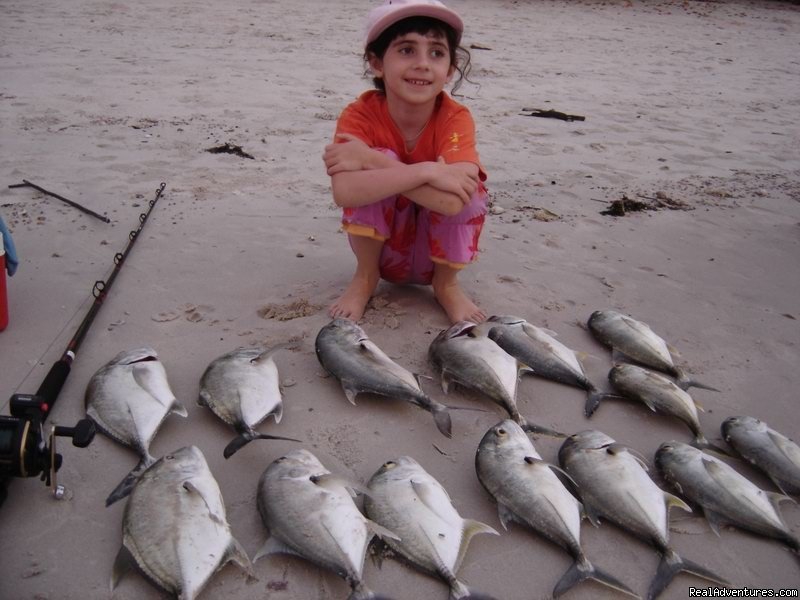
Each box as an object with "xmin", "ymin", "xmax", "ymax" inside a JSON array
[{"xmin": 323, "ymin": 0, "xmax": 489, "ymax": 324}]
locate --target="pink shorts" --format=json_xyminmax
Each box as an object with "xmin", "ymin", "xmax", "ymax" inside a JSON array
[{"xmin": 341, "ymin": 154, "xmax": 488, "ymax": 285}]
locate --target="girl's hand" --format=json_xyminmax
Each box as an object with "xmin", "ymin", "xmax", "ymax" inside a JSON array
[
  {"xmin": 427, "ymin": 157, "xmax": 480, "ymax": 205},
  {"xmin": 323, "ymin": 133, "xmax": 374, "ymax": 175}
]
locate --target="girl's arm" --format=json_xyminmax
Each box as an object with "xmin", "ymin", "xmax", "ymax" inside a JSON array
[{"xmin": 324, "ymin": 135, "xmax": 480, "ymax": 216}]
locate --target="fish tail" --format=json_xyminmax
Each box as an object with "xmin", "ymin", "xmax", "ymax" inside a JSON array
[
  {"xmin": 105, "ymin": 456, "xmax": 154, "ymax": 507},
  {"xmin": 675, "ymin": 368, "xmax": 720, "ymax": 393},
  {"xmin": 429, "ymin": 400, "xmax": 453, "ymax": 438},
  {"xmin": 448, "ymin": 579, "xmax": 500, "ymax": 600},
  {"xmin": 690, "ymin": 436, "xmax": 732, "ymax": 457},
  {"xmin": 553, "ymin": 556, "xmax": 639, "ymax": 599},
  {"xmin": 223, "ymin": 431, "xmax": 301, "ymax": 459},
  {"xmin": 648, "ymin": 548, "xmax": 728, "ymax": 600},
  {"xmin": 519, "ymin": 418, "xmax": 566, "ymax": 438},
  {"xmin": 584, "ymin": 389, "xmax": 624, "ymax": 417}
]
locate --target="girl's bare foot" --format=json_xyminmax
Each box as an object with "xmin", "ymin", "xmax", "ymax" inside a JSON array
[
  {"xmin": 432, "ymin": 265, "xmax": 486, "ymax": 324},
  {"xmin": 329, "ymin": 235, "xmax": 383, "ymax": 321},
  {"xmin": 329, "ymin": 272, "xmax": 378, "ymax": 321}
]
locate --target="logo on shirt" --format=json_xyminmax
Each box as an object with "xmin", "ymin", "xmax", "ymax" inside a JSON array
[{"xmin": 448, "ymin": 131, "xmax": 461, "ymax": 152}]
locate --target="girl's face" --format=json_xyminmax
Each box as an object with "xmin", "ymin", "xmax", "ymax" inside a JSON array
[{"xmin": 369, "ymin": 31, "xmax": 455, "ymax": 111}]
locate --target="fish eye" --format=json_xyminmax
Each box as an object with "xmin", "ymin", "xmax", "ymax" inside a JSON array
[
  {"xmin": 165, "ymin": 454, "xmax": 174, "ymax": 460},
  {"xmin": 497, "ymin": 428, "xmax": 506, "ymax": 436},
  {"xmin": 662, "ymin": 444, "xmax": 673, "ymax": 451},
  {"xmin": 384, "ymin": 460, "xmax": 396, "ymax": 469}
]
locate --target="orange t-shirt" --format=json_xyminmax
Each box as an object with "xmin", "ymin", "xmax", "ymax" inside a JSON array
[{"xmin": 334, "ymin": 90, "xmax": 487, "ymax": 182}]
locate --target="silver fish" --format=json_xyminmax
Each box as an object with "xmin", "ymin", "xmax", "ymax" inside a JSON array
[
  {"xmin": 364, "ymin": 455, "xmax": 500, "ymax": 600},
  {"xmin": 198, "ymin": 346, "xmax": 300, "ymax": 459},
  {"xmin": 85, "ymin": 347, "xmax": 187, "ymax": 506},
  {"xmin": 559, "ymin": 430, "xmax": 727, "ymax": 600},
  {"xmin": 655, "ymin": 440, "xmax": 799, "ymax": 553},
  {"xmin": 429, "ymin": 321, "xmax": 563, "ymax": 437},
  {"xmin": 722, "ymin": 415, "xmax": 800, "ymax": 496},
  {"xmin": 588, "ymin": 310, "xmax": 719, "ymax": 392},
  {"xmin": 315, "ymin": 318, "xmax": 451, "ymax": 437},
  {"xmin": 255, "ymin": 449, "xmax": 396, "ymax": 600},
  {"xmin": 111, "ymin": 446, "xmax": 254, "ymax": 600},
  {"xmin": 608, "ymin": 364, "xmax": 728, "ymax": 454},
  {"xmin": 475, "ymin": 315, "xmax": 618, "ymax": 417},
  {"xmin": 475, "ymin": 420, "xmax": 638, "ymax": 598}
]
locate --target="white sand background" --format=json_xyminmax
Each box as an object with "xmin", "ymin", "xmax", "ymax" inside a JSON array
[{"xmin": 1, "ymin": 0, "xmax": 799, "ymax": 598}]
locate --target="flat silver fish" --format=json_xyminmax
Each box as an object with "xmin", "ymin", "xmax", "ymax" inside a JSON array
[
  {"xmin": 364, "ymin": 455, "xmax": 500, "ymax": 600},
  {"xmin": 85, "ymin": 347, "xmax": 187, "ymax": 506},
  {"xmin": 655, "ymin": 440, "xmax": 799, "ymax": 553},
  {"xmin": 476, "ymin": 420, "xmax": 638, "ymax": 598},
  {"xmin": 111, "ymin": 446, "xmax": 254, "ymax": 600},
  {"xmin": 429, "ymin": 321, "xmax": 563, "ymax": 437},
  {"xmin": 316, "ymin": 318, "xmax": 451, "ymax": 437},
  {"xmin": 475, "ymin": 315, "xmax": 617, "ymax": 416},
  {"xmin": 255, "ymin": 448, "xmax": 396, "ymax": 600},
  {"xmin": 722, "ymin": 416, "xmax": 800, "ymax": 496},
  {"xmin": 198, "ymin": 346, "xmax": 300, "ymax": 458},
  {"xmin": 559, "ymin": 430, "xmax": 727, "ymax": 600},
  {"xmin": 588, "ymin": 310, "xmax": 718, "ymax": 392}
]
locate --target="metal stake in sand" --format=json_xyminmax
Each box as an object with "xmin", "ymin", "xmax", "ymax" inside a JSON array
[{"xmin": 8, "ymin": 179, "xmax": 111, "ymax": 223}]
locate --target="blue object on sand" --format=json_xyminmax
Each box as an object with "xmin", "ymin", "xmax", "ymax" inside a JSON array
[{"xmin": 1, "ymin": 216, "xmax": 19, "ymax": 276}]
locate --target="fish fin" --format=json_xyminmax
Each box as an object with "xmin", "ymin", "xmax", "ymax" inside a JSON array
[
  {"xmin": 606, "ymin": 444, "xmax": 650, "ymax": 471},
  {"xmin": 665, "ymin": 492, "xmax": 692, "ymax": 515},
  {"xmin": 311, "ymin": 473, "xmax": 369, "ymax": 497},
  {"xmin": 197, "ymin": 388, "xmax": 210, "ymax": 408},
  {"xmin": 342, "ymin": 382, "xmax": 359, "ymax": 405},
  {"xmin": 649, "ymin": 548, "xmax": 727, "ymax": 600},
  {"xmin": 583, "ymin": 501, "xmax": 603, "ymax": 527},
  {"xmin": 223, "ymin": 432, "xmax": 255, "ymax": 459},
  {"xmin": 440, "ymin": 371, "xmax": 456, "ymax": 394},
  {"xmin": 182, "ymin": 479, "xmax": 225, "ymax": 525},
  {"xmin": 105, "ymin": 455, "xmax": 155, "ymax": 506},
  {"xmin": 453, "ymin": 519, "xmax": 499, "ymax": 574},
  {"xmin": 225, "ymin": 537, "xmax": 257, "ymax": 581},
  {"xmin": 367, "ymin": 519, "xmax": 401, "ymax": 541},
  {"xmin": 170, "ymin": 399, "xmax": 189, "ymax": 418},
  {"xmin": 254, "ymin": 536, "xmax": 300, "ymax": 562},
  {"xmin": 703, "ymin": 509, "xmax": 726, "ymax": 537},
  {"xmin": 272, "ymin": 402, "xmax": 284, "ymax": 424},
  {"xmin": 110, "ymin": 544, "xmax": 136, "ymax": 591},
  {"xmin": 766, "ymin": 491, "xmax": 796, "ymax": 511},
  {"xmin": 541, "ymin": 462, "xmax": 582, "ymax": 500},
  {"xmin": 410, "ymin": 478, "xmax": 453, "ymax": 520},
  {"xmin": 553, "ymin": 556, "xmax": 640, "ymax": 599},
  {"xmin": 131, "ymin": 361, "xmax": 176, "ymax": 406},
  {"xmin": 768, "ymin": 429, "xmax": 800, "ymax": 466},
  {"xmin": 250, "ymin": 344, "xmax": 287, "ymax": 364},
  {"xmin": 430, "ymin": 402, "xmax": 453, "ymax": 438},
  {"xmin": 497, "ymin": 502, "xmax": 517, "ymax": 530}
]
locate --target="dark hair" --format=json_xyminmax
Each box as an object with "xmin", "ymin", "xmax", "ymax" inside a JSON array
[{"xmin": 364, "ymin": 16, "xmax": 472, "ymax": 96}]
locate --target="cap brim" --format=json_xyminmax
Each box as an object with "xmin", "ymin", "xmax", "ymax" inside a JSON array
[{"xmin": 366, "ymin": 6, "xmax": 463, "ymax": 46}]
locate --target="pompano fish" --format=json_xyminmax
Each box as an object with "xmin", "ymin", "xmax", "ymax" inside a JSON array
[
  {"xmin": 364, "ymin": 455, "xmax": 500, "ymax": 600},
  {"xmin": 315, "ymin": 318, "xmax": 452, "ymax": 437},
  {"xmin": 198, "ymin": 346, "xmax": 300, "ymax": 459},
  {"xmin": 85, "ymin": 347, "xmax": 187, "ymax": 506},
  {"xmin": 722, "ymin": 416, "xmax": 800, "ymax": 496},
  {"xmin": 474, "ymin": 315, "xmax": 618, "ymax": 417},
  {"xmin": 111, "ymin": 446, "xmax": 254, "ymax": 600},
  {"xmin": 588, "ymin": 310, "xmax": 719, "ymax": 392},
  {"xmin": 475, "ymin": 420, "xmax": 638, "ymax": 598},
  {"xmin": 608, "ymin": 364, "xmax": 728, "ymax": 454},
  {"xmin": 655, "ymin": 440, "xmax": 799, "ymax": 553},
  {"xmin": 255, "ymin": 449, "xmax": 397, "ymax": 600},
  {"xmin": 429, "ymin": 321, "xmax": 563, "ymax": 437},
  {"xmin": 559, "ymin": 430, "xmax": 727, "ymax": 600}
]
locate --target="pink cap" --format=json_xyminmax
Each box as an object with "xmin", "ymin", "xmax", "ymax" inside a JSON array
[{"xmin": 365, "ymin": 0, "xmax": 463, "ymax": 47}]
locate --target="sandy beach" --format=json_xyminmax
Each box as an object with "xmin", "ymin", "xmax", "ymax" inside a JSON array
[{"xmin": 1, "ymin": 0, "xmax": 799, "ymax": 598}]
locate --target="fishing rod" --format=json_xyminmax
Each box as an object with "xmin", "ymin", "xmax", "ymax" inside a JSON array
[{"xmin": 0, "ymin": 182, "xmax": 167, "ymax": 508}]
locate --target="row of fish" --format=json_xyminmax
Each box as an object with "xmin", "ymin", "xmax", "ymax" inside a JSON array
[
  {"xmin": 109, "ymin": 419, "xmax": 799, "ymax": 600},
  {"xmin": 84, "ymin": 308, "xmax": 799, "ymax": 599}
]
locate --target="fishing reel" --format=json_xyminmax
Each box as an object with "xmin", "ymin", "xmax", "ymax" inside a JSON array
[{"xmin": 0, "ymin": 393, "xmax": 95, "ymax": 508}]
